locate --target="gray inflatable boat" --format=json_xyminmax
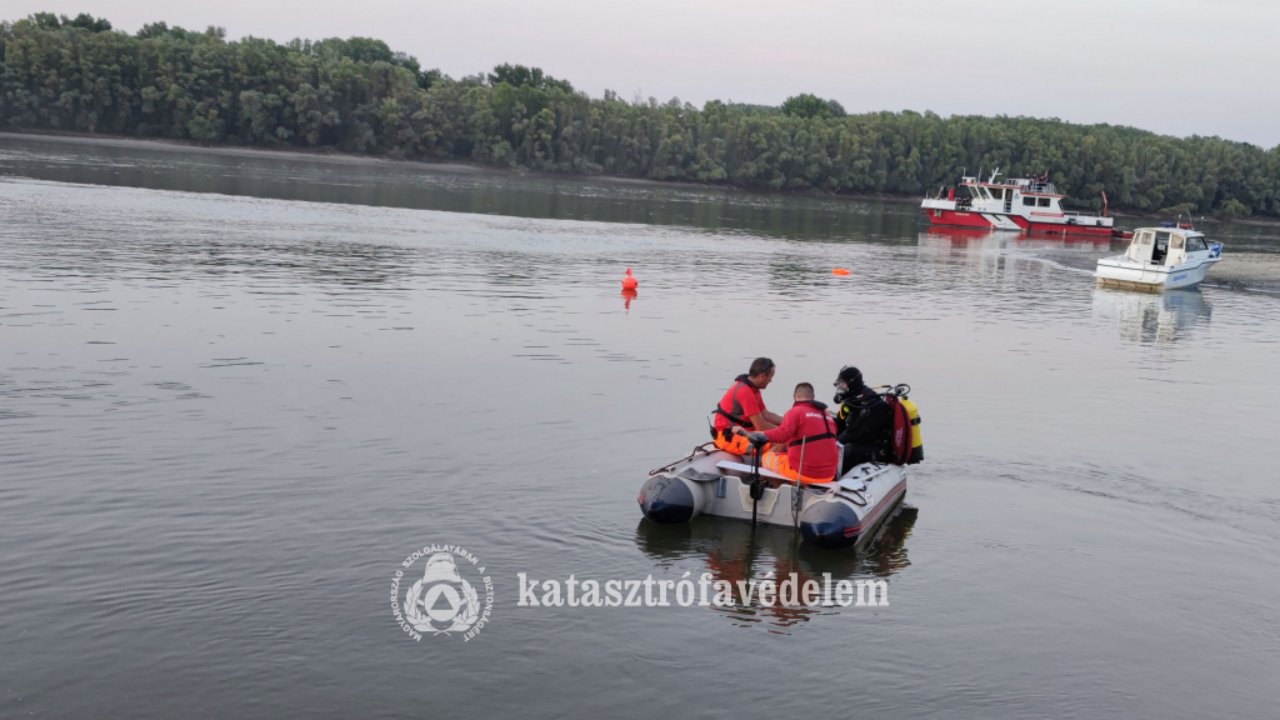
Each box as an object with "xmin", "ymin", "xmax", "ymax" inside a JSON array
[{"xmin": 638, "ymin": 444, "xmax": 907, "ymax": 549}]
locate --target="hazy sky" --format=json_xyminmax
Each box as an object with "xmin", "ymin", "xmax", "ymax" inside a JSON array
[{"xmin": 10, "ymin": 0, "xmax": 1280, "ymax": 148}]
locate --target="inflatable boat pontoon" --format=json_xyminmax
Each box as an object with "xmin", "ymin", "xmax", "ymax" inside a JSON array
[{"xmin": 639, "ymin": 444, "xmax": 907, "ymax": 549}]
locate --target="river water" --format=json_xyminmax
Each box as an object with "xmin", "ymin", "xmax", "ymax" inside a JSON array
[{"xmin": 1, "ymin": 134, "xmax": 1277, "ymax": 719}]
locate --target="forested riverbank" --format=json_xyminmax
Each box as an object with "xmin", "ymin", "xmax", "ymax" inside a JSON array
[{"xmin": 3, "ymin": 12, "xmax": 1278, "ymax": 217}]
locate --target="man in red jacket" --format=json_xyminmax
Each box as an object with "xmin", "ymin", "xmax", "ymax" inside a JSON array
[
  {"xmin": 737, "ymin": 382, "xmax": 839, "ymax": 484},
  {"xmin": 711, "ymin": 357, "xmax": 783, "ymax": 454}
]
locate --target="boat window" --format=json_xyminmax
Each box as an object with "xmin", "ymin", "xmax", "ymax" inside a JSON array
[
  {"xmin": 1186, "ymin": 236, "xmax": 1208, "ymax": 251},
  {"xmin": 990, "ymin": 188, "xmax": 1004, "ymax": 200},
  {"xmin": 1023, "ymin": 197, "xmax": 1036, "ymax": 206},
  {"xmin": 1152, "ymin": 233, "xmax": 1169, "ymax": 264},
  {"xmin": 1037, "ymin": 197, "xmax": 1051, "ymax": 207},
  {"xmin": 1171, "ymin": 236, "xmax": 1185, "ymax": 250}
]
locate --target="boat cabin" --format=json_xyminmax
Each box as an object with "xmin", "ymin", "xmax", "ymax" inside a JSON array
[
  {"xmin": 1124, "ymin": 228, "xmax": 1210, "ymax": 267},
  {"xmin": 954, "ymin": 175, "xmax": 1065, "ymax": 215}
]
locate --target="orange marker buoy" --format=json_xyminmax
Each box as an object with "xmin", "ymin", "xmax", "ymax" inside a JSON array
[
  {"xmin": 621, "ymin": 287, "xmax": 637, "ymax": 311},
  {"xmin": 832, "ymin": 267, "xmax": 851, "ymax": 276},
  {"xmin": 621, "ymin": 267, "xmax": 639, "ymax": 290}
]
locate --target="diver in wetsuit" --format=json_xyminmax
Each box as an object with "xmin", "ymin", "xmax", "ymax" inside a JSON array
[{"xmin": 832, "ymin": 366, "xmax": 893, "ymax": 473}]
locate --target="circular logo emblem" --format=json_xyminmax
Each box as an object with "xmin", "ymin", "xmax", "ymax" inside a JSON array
[{"xmin": 390, "ymin": 544, "xmax": 493, "ymax": 642}]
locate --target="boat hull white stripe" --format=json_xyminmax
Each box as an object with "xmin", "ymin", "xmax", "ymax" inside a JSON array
[{"xmin": 982, "ymin": 213, "xmax": 1021, "ymax": 231}]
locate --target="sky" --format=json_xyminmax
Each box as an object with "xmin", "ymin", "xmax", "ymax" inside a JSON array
[{"xmin": 9, "ymin": 0, "xmax": 1280, "ymax": 148}]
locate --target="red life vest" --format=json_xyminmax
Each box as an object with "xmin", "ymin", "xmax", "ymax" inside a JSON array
[
  {"xmin": 712, "ymin": 375, "xmax": 764, "ymax": 432},
  {"xmin": 763, "ymin": 400, "xmax": 839, "ymax": 481}
]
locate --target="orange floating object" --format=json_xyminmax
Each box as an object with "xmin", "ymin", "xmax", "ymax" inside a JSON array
[
  {"xmin": 832, "ymin": 267, "xmax": 851, "ymax": 276},
  {"xmin": 621, "ymin": 267, "xmax": 639, "ymax": 290},
  {"xmin": 621, "ymin": 287, "xmax": 637, "ymax": 311}
]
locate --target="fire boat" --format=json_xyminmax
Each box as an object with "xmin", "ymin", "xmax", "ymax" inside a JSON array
[{"xmin": 921, "ymin": 169, "xmax": 1128, "ymax": 238}]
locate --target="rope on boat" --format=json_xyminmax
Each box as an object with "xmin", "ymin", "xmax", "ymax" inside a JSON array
[
  {"xmin": 837, "ymin": 487, "xmax": 869, "ymax": 507},
  {"xmin": 647, "ymin": 442, "xmax": 716, "ymax": 476}
]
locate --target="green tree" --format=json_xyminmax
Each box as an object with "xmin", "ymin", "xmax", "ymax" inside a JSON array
[
  {"xmin": 3, "ymin": 12, "xmax": 1277, "ymax": 217},
  {"xmin": 487, "ymin": 63, "xmax": 573, "ymax": 93},
  {"xmin": 781, "ymin": 93, "xmax": 845, "ymax": 119}
]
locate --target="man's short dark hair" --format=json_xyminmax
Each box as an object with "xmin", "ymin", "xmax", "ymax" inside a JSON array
[
  {"xmin": 794, "ymin": 382, "xmax": 814, "ymax": 398},
  {"xmin": 749, "ymin": 357, "xmax": 775, "ymax": 376}
]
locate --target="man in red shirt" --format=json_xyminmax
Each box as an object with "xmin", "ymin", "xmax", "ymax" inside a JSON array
[
  {"xmin": 737, "ymin": 382, "xmax": 839, "ymax": 484},
  {"xmin": 711, "ymin": 357, "xmax": 782, "ymax": 455}
]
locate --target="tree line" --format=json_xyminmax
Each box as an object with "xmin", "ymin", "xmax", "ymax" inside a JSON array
[{"xmin": 2, "ymin": 12, "xmax": 1278, "ymax": 218}]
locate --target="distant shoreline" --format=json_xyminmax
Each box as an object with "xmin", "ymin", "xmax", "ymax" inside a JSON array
[
  {"xmin": 0, "ymin": 129, "xmax": 988, "ymax": 207},
  {"xmin": 0, "ymin": 128, "xmax": 790, "ymax": 194},
  {"xmin": 0, "ymin": 129, "xmax": 492, "ymax": 174},
  {"xmin": 4, "ymin": 128, "xmax": 1280, "ymax": 231}
]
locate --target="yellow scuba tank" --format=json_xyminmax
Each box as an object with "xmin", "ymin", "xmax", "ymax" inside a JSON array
[
  {"xmin": 898, "ymin": 396, "xmax": 923, "ymax": 464},
  {"xmin": 870, "ymin": 383, "xmax": 924, "ymax": 466}
]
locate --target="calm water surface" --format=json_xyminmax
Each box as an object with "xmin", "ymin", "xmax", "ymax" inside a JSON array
[{"xmin": 1, "ymin": 135, "xmax": 1278, "ymax": 719}]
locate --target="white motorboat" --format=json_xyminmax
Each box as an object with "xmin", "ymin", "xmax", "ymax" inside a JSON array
[{"xmin": 1095, "ymin": 225, "xmax": 1222, "ymax": 291}]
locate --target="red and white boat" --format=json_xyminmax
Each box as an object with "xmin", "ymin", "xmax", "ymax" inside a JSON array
[{"xmin": 921, "ymin": 169, "xmax": 1126, "ymax": 237}]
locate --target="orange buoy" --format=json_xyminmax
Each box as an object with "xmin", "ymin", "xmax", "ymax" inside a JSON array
[
  {"xmin": 832, "ymin": 267, "xmax": 851, "ymax": 276},
  {"xmin": 621, "ymin": 287, "xmax": 637, "ymax": 311},
  {"xmin": 621, "ymin": 267, "xmax": 639, "ymax": 290}
]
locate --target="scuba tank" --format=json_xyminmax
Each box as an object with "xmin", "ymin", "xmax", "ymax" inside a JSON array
[
  {"xmin": 899, "ymin": 395, "xmax": 923, "ymax": 464},
  {"xmin": 881, "ymin": 384, "xmax": 924, "ymax": 466}
]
